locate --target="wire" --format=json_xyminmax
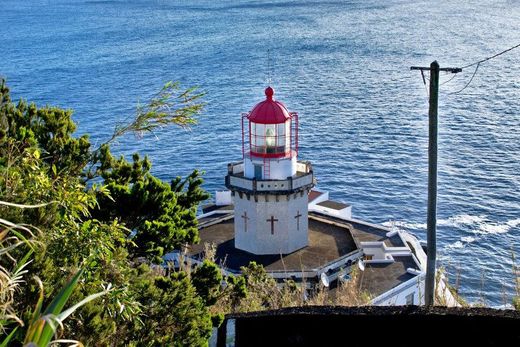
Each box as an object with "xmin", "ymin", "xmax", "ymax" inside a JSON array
[
  {"xmin": 412, "ymin": 42, "xmax": 520, "ymax": 97},
  {"xmin": 447, "ymin": 42, "xmax": 519, "ymax": 94},
  {"xmin": 461, "ymin": 42, "xmax": 520, "ymax": 69},
  {"xmin": 449, "ymin": 63, "xmax": 480, "ymax": 95},
  {"xmin": 420, "ymin": 70, "xmax": 429, "ymax": 98},
  {"xmin": 420, "ymin": 70, "xmax": 426, "ymax": 84},
  {"xmin": 440, "ymin": 73, "xmax": 457, "ymax": 86}
]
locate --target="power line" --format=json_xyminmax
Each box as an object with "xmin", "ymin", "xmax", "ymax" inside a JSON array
[
  {"xmin": 449, "ymin": 63, "xmax": 480, "ymax": 94},
  {"xmin": 412, "ymin": 42, "xmax": 520, "ymax": 95},
  {"xmin": 421, "ymin": 70, "xmax": 429, "ymax": 97},
  {"xmin": 461, "ymin": 42, "xmax": 520, "ymax": 69},
  {"xmin": 445, "ymin": 42, "xmax": 520, "ymax": 94},
  {"xmin": 439, "ymin": 73, "xmax": 457, "ymax": 86}
]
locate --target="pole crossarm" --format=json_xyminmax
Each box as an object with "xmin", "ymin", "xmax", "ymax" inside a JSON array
[{"xmin": 410, "ymin": 66, "xmax": 462, "ymax": 73}]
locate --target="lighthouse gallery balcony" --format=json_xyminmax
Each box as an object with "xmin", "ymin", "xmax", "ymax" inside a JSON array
[{"xmin": 225, "ymin": 160, "xmax": 314, "ymax": 194}]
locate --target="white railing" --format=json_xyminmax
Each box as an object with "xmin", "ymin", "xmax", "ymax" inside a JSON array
[
  {"xmin": 292, "ymin": 174, "xmax": 313, "ymax": 188},
  {"xmin": 229, "ymin": 176, "xmax": 253, "ymax": 190},
  {"xmin": 256, "ymin": 180, "xmax": 291, "ymax": 191},
  {"xmin": 231, "ymin": 163, "xmax": 244, "ymax": 175},
  {"xmin": 227, "ymin": 161, "xmax": 313, "ymax": 192},
  {"xmin": 296, "ymin": 161, "xmax": 312, "ymax": 173},
  {"xmin": 320, "ymin": 250, "xmax": 362, "ymax": 274}
]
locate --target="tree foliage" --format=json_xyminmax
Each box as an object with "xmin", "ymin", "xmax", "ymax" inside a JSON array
[
  {"xmin": 0, "ymin": 79, "xmax": 217, "ymax": 345},
  {"xmin": 1, "ymin": 78, "xmax": 379, "ymax": 345}
]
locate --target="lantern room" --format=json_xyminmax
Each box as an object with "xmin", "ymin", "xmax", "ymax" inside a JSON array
[{"xmin": 242, "ymin": 87, "xmax": 298, "ymax": 159}]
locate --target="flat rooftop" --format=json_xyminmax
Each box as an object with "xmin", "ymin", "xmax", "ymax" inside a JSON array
[
  {"xmin": 360, "ymin": 256, "xmax": 418, "ymax": 297},
  {"xmin": 201, "ymin": 203, "xmax": 233, "ymax": 214},
  {"xmin": 188, "ymin": 215, "xmax": 359, "ymax": 273},
  {"xmin": 316, "ymin": 200, "xmax": 350, "ymax": 210},
  {"xmin": 310, "ymin": 212, "xmax": 404, "ymax": 248},
  {"xmin": 308, "ymin": 190, "xmax": 323, "ymax": 203},
  {"xmin": 187, "ymin": 201, "xmax": 419, "ymax": 300}
]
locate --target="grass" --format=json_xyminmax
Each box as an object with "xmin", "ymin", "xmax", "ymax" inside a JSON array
[{"xmin": 178, "ymin": 243, "xmax": 372, "ymax": 317}]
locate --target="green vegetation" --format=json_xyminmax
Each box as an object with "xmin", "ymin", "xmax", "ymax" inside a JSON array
[
  {"xmin": 0, "ymin": 79, "xmax": 221, "ymax": 345},
  {"xmin": 0, "ymin": 79, "xmax": 374, "ymax": 346},
  {"xmin": 513, "ymin": 252, "xmax": 520, "ymax": 311},
  {"xmin": 1, "ymin": 203, "xmax": 111, "ymax": 347}
]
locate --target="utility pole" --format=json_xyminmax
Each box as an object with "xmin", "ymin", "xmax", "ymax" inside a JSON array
[{"xmin": 410, "ymin": 62, "xmax": 461, "ymax": 306}]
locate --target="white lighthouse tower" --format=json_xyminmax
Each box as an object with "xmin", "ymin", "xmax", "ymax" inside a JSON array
[{"xmin": 225, "ymin": 87, "xmax": 314, "ymax": 255}]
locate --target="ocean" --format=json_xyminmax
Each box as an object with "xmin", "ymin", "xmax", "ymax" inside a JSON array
[{"xmin": 1, "ymin": 0, "xmax": 519, "ymax": 306}]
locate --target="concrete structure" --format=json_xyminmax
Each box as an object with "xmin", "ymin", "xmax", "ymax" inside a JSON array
[
  {"xmin": 225, "ymin": 87, "xmax": 314, "ymax": 255},
  {"xmin": 166, "ymin": 86, "xmax": 459, "ymax": 308}
]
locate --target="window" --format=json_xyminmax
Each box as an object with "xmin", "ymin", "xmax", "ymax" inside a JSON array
[
  {"xmin": 364, "ymin": 255, "xmax": 373, "ymax": 261},
  {"xmin": 265, "ymin": 125, "xmax": 276, "ymax": 153},
  {"xmin": 249, "ymin": 121, "xmax": 289, "ymax": 155},
  {"xmin": 405, "ymin": 293, "xmax": 414, "ymax": 305},
  {"xmin": 276, "ymin": 123, "xmax": 286, "ymax": 147}
]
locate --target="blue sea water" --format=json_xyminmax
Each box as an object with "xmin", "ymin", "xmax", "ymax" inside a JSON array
[{"xmin": 1, "ymin": 0, "xmax": 519, "ymax": 306}]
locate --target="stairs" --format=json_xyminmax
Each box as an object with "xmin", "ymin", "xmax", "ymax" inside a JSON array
[{"xmin": 263, "ymin": 158, "xmax": 270, "ymax": 179}]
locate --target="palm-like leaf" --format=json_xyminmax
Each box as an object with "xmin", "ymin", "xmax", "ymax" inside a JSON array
[{"xmin": 23, "ymin": 269, "xmax": 109, "ymax": 347}]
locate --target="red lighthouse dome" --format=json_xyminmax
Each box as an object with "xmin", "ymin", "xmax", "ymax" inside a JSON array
[
  {"xmin": 248, "ymin": 87, "xmax": 291, "ymax": 124},
  {"xmin": 242, "ymin": 87, "xmax": 298, "ymax": 159}
]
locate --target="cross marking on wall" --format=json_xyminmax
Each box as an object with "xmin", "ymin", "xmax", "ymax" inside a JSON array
[
  {"xmin": 295, "ymin": 211, "xmax": 302, "ymax": 230},
  {"xmin": 267, "ymin": 216, "xmax": 278, "ymax": 235},
  {"xmin": 241, "ymin": 211, "xmax": 249, "ymax": 232}
]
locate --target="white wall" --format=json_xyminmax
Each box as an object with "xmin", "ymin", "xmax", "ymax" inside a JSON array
[
  {"xmin": 308, "ymin": 190, "xmax": 329, "ymax": 206},
  {"xmin": 216, "ymin": 191, "xmax": 232, "ymax": 206},
  {"xmin": 361, "ymin": 244, "xmax": 387, "ymax": 260},
  {"xmin": 310, "ymin": 204, "xmax": 352, "ymax": 219},
  {"xmin": 371, "ymin": 275, "xmax": 425, "ymax": 306},
  {"xmin": 244, "ymin": 156, "xmax": 296, "ymax": 180},
  {"xmin": 234, "ymin": 192, "xmax": 309, "ymax": 255}
]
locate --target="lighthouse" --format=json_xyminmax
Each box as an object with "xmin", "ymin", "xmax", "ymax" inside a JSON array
[
  {"xmin": 225, "ymin": 87, "xmax": 315, "ymax": 255},
  {"xmin": 184, "ymin": 86, "xmax": 430, "ymax": 309}
]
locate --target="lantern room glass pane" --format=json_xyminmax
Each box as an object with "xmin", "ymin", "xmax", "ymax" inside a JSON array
[
  {"xmin": 276, "ymin": 123, "xmax": 285, "ymax": 147},
  {"xmin": 265, "ymin": 125, "xmax": 276, "ymax": 153},
  {"xmin": 285, "ymin": 121, "xmax": 290, "ymax": 149},
  {"xmin": 252, "ymin": 123, "xmax": 265, "ymax": 150},
  {"xmin": 250, "ymin": 121, "xmax": 290, "ymax": 155}
]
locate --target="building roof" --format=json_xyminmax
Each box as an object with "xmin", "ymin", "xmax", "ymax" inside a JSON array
[
  {"xmin": 316, "ymin": 200, "xmax": 350, "ymax": 210},
  {"xmin": 309, "ymin": 212, "xmax": 404, "ymax": 248},
  {"xmin": 308, "ymin": 190, "xmax": 323, "ymax": 203},
  {"xmin": 201, "ymin": 203, "xmax": 234, "ymax": 214},
  {"xmin": 360, "ymin": 256, "xmax": 419, "ymax": 297},
  {"xmin": 248, "ymin": 87, "xmax": 291, "ymax": 124},
  {"xmin": 186, "ymin": 200, "xmax": 420, "ymax": 300},
  {"xmin": 189, "ymin": 215, "xmax": 359, "ymax": 273}
]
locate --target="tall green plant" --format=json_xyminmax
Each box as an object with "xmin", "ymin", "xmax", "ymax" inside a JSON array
[
  {"xmin": 0, "ymin": 205, "xmax": 110, "ymax": 346},
  {"xmin": 24, "ymin": 269, "xmax": 109, "ymax": 347},
  {"xmin": 0, "ymin": 79, "xmax": 217, "ymax": 345}
]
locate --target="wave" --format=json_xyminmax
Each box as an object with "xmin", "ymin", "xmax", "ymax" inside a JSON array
[
  {"xmin": 386, "ymin": 214, "xmax": 519, "ymax": 251},
  {"xmin": 460, "ymin": 236, "xmax": 476, "ymax": 243},
  {"xmin": 447, "ymin": 241, "xmax": 464, "ymax": 249},
  {"xmin": 385, "ymin": 214, "xmax": 519, "ymax": 236},
  {"xmin": 381, "ymin": 220, "xmax": 426, "ymax": 230},
  {"xmin": 506, "ymin": 218, "xmax": 520, "ymax": 228},
  {"xmin": 438, "ymin": 214, "xmax": 487, "ymax": 227}
]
